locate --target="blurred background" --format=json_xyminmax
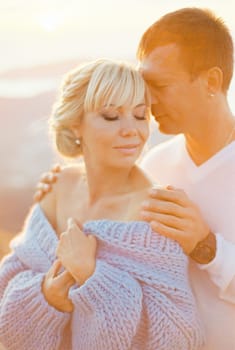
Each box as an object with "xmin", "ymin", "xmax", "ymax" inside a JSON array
[{"xmin": 1, "ymin": 0, "xmax": 235, "ymax": 259}]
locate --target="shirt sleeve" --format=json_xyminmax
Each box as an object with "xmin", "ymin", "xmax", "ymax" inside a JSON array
[
  {"xmin": 0, "ymin": 253, "xmax": 70, "ymax": 350},
  {"xmin": 69, "ymin": 259, "xmax": 143, "ymax": 350},
  {"xmin": 198, "ymin": 233, "xmax": 235, "ymax": 303}
]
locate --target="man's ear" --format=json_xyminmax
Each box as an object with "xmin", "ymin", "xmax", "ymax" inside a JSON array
[{"xmin": 206, "ymin": 66, "xmax": 223, "ymax": 95}]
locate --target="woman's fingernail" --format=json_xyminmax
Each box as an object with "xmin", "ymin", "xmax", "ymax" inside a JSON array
[{"xmin": 67, "ymin": 217, "xmax": 73, "ymax": 226}]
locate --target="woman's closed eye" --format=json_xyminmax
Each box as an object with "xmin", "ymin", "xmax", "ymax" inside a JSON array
[
  {"xmin": 134, "ymin": 114, "xmax": 147, "ymax": 120},
  {"xmin": 101, "ymin": 113, "xmax": 119, "ymax": 121},
  {"xmin": 134, "ymin": 105, "xmax": 147, "ymax": 120},
  {"xmin": 102, "ymin": 114, "xmax": 146, "ymax": 121}
]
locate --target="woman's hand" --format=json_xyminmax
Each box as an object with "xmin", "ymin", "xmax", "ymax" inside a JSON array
[
  {"xmin": 34, "ymin": 164, "xmax": 61, "ymax": 202},
  {"xmin": 42, "ymin": 260, "xmax": 75, "ymax": 312},
  {"xmin": 56, "ymin": 218, "xmax": 97, "ymax": 286}
]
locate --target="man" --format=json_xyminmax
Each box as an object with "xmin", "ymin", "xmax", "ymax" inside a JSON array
[
  {"xmin": 138, "ymin": 7, "xmax": 235, "ymax": 350},
  {"xmin": 36, "ymin": 8, "xmax": 235, "ymax": 349}
]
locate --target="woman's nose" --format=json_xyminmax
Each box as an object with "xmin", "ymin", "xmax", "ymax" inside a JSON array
[{"xmin": 119, "ymin": 118, "xmax": 138, "ymax": 137}]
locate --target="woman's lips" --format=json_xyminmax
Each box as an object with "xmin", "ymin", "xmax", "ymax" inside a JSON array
[{"xmin": 113, "ymin": 144, "xmax": 140, "ymax": 155}]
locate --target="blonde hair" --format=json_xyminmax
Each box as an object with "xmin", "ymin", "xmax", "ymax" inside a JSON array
[{"xmin": 50, "ymin": 58, "xmax": 150, "ymax": 158}]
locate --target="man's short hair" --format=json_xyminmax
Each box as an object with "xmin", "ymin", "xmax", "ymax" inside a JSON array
[{"xmin": 137, "ymin": 7, "xmax": 234, "ymax": 91}]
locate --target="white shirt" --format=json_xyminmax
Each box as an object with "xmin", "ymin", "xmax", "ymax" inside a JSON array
[{"xmin": 141, "ymin": 134, "xmax": 235, "ymax": 350}]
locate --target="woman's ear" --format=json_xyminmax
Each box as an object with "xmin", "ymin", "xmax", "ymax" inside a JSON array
[{"xmin": 71, "ymin": 125, "xmax": 81, "ymax": 140}]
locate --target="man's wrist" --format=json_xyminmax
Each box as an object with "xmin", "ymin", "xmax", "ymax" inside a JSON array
[{"xmin": 189, "ymin": 231, "xmax": 217, "ymax": 264}]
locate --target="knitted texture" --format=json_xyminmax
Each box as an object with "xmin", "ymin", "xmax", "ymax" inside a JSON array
[{"xmin": 0, "ymin": 204, "xmax": 204, "ymax": 350}]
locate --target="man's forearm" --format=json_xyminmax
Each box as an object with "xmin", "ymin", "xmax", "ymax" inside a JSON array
[{"xmin": 197, "ymin": 233, "xmax": 235, "ymax": 303}]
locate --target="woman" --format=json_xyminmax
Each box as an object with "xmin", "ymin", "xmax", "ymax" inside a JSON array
[{"xmin": 0, "ymin": 59, "xmax": 204, "ymax": 350}]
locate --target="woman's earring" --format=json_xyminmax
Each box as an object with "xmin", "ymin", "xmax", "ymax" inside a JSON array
[
  {"xmin": 209, "ymin": 92, "xmax": 215, "ymax": 97},
  {"xmin": 75, "ymin": 139, "xmax": 80, "ymax": 145}
]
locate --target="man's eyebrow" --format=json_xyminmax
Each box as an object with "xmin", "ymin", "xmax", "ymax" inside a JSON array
[
  {"xmin": 145, "ymin": 78, "xmax": 170, "ymax": 86},
  {"xmin": 144, "ymin": 78, "xmax": 159, "ymax": 86}
]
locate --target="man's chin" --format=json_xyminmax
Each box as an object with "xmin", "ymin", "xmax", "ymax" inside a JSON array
[{"xmin": 157, "ymin": 124, "xmax": 180, "ymax": 135}]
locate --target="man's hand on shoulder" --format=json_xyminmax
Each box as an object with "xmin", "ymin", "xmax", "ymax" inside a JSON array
[
  {"xmin": 140, "ymin": 185, "xmax": 212, "ymax": 258},
  {"xmin": 38, "ymin": 163, "xmax": 83, "ymax": 231},
  {"xmin": 33, "ymin": 164, "xmax": 62, "ymax": 202}
]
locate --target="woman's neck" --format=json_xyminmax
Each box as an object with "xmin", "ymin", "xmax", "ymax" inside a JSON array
[{"xmin": 84, "ymin": 163, "xmax": 138, "ymax": 205}]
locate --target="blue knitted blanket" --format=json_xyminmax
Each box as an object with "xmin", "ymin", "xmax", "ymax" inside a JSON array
[{"xmin": 0, "ymin": 204, "xmax": 203, "ymax": 350}]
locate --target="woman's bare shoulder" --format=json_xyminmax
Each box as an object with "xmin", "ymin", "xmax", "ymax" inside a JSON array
[
  {"xmin": 40, "ymin": 164, "xmax": 84, "ymax": 230},
  {"xmin": 57, "ymin": 164, "xmax": 84, "ymax": 188},
  {"xmin": 132, "ymin": 165, "xmax": 154, "ymax": 189},
  {"xmin": 125, "ymin": 166, "xmax": 161, "ymax": 221}
]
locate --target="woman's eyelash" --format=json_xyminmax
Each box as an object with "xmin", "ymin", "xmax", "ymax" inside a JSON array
[
  {"xmin": 101, "ymin": 114, "xmax": 147, "ymax": 121},
  {"xmin": 102, "ymin": 114, "xmax": 119, "ymax": 121},
  {"xmin": 135, "ymin": 115, "xmax": 147, "ymax": 120}
]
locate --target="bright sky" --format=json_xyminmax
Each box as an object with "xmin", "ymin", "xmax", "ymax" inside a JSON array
[{"xmin": 1, "ymin": 0, "xmax": 235, "ymax": 72}]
